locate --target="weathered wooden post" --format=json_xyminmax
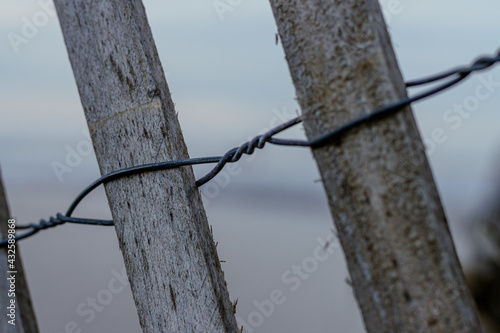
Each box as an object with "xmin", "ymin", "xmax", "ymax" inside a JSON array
[
  {"xmin": 0, "ymin": 168, "xmax": 39, "ymax": 332},
  {"xmin": 269, "ymin": 1, "xmax": 482, "ymax": 332},
  {"xmin": 54, "ymin": 1, "xmax": 238, "ymax": 332}
]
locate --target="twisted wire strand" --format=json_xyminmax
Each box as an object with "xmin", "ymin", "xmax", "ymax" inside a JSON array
[{"xmin": 1, "ymin": 49, "xmax": 499, "ymax": 248}]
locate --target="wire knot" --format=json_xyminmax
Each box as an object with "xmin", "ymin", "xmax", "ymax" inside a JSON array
[{"xmin": 1, "ymin": 48, "xmax": 499, "ymax": 247}]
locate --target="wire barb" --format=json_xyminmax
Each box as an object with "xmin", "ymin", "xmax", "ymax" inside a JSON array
[{"xmin": 1, "ymin": 48, "xmax": 499, "ymax": 248}]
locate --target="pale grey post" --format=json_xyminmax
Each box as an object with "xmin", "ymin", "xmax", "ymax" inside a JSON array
[
  {"xmin": 269, "ymin": 1, "xmax": 482, "ymax": 332},
  {"xmin": 54, "ymin": 1, "xmax": 239, "ymax": 332}
]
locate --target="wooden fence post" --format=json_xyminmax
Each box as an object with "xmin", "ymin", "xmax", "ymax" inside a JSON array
[
  {"xmin": 53, "ymin": 1, "xmax": 238, "ymax": 332},
  {"xmin": 0, "ymin": 168, "xmax": 39, "ymax": 332},
  {"xmin": 269, "ymin": 1, "xmax": 482, "ymax": 332}
]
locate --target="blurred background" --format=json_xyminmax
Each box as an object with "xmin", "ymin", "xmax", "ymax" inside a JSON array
[{"xmin": 1, "ymin": 0, "xmax": 500, "ymax": 332}]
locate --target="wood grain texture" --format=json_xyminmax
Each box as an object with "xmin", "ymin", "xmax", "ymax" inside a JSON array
[
  {"xmin": 53, "ymin": 1, "xmax": 238, "ymax": 332},
  {"xmin": 269, "ymin": 1, "xmax": 482, "ymax": 332},
  {"xmin": 0, "ymin": 168, "xmax": 39, "ymax": 333}
]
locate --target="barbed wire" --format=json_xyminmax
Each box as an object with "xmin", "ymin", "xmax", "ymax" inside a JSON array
[{"xmin": 1, "ymin": 49, "xmax": 499, "ymax": 248}]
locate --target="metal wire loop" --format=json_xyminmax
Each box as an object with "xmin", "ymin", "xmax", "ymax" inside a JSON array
[{"xmin": 1, "ymin": 48, "xmax": 499, "ymax": 248}]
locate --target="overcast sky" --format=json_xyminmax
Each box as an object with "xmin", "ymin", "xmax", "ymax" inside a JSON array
[{"xmin": 1, "ymin": 1, "xmax": 500, "ymax": 332}]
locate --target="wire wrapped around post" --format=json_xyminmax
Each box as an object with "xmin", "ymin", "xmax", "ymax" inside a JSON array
[{"xmin": 1, "ymin": 49, "xmax": 499, "ymax": 247}]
